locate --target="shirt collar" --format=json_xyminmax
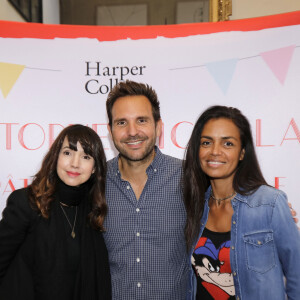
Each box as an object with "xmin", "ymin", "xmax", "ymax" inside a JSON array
[{"xmin": 147, "ymin": 146, "xmax": 163, "ymax": 172}]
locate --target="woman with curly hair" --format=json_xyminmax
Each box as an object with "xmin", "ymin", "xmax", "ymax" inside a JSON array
[{"xmin": 0, "ymin": 124, "xmax": 111, "ymax": 300}]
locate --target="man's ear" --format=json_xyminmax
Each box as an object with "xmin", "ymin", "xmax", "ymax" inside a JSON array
[
  {"xmin": 155, "ymin": 119, "xmax": 163, "ymax": 137},
  {"xmin": 107, "ymin": 124, "xmax": 112, "ymax": 137}
]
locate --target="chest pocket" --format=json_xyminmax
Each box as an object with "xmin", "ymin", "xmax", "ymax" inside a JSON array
[{"xmin": 243, "ymin": 231, "xmax": 275, "ymax": 274}]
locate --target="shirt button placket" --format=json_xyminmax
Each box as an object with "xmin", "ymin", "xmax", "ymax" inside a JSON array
[{"xmin": 135, "ymin": 205, "xmax": 141, "ymax": 291}]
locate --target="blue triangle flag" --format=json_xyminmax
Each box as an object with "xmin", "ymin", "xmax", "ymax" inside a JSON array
[{"xmin": 206, "ymin": 58, "xmax": 238, "ymax": 94}]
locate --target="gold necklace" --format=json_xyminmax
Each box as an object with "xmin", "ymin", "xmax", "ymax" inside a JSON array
[
  {"xmin": 210, "ymin": 190, "xmax": 236, "ymax": 205},
  {"xmin": 59, "ymin": 203, "xmax": 77, "ymax": 239}
]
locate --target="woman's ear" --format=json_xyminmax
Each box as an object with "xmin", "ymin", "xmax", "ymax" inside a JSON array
[{"xmin": 240, "ymin": 148, "xmax": 245, "ymax": 161}]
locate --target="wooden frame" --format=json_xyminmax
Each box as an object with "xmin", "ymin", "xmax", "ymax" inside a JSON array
[
  {"xmin": 210, "ymin": 0, "xmax": 232, "ymax": 22},
  {"xmin": 175, "ymin": 0, "xmax": 232, "ymax": 24}
]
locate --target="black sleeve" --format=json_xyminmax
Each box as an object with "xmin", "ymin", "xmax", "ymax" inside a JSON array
[{"xmin": 0, "ymin": 188, "xmax": 35, "ymax": 282}]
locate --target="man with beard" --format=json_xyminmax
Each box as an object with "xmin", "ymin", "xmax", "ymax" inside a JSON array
[{"xmin": 103, "ymin": 80, "xmax": 187, "ymax": 300}]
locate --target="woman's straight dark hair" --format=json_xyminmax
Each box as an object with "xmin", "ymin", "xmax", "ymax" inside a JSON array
[
  {"xmin": 28, "ymin": 124, "xmax": 108, "ymax": 231},
  {"xmin": 183, "ymin": 105, "xmax": 267, "ymax": 250}
]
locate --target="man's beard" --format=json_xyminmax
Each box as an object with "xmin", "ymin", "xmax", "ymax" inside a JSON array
[{"xmin": 114, "ymin": 134, "xmax": 156, "ymax": 162}]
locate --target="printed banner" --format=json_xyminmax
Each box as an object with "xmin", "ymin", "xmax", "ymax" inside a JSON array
[{"xmin": 0, "ymin": 11, "xmax": 300, "ymax": 214}]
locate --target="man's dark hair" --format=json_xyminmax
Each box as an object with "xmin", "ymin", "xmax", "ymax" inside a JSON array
[{"xmin": 106, "ymin": 80, "xmax": 161, "ymax": 127}]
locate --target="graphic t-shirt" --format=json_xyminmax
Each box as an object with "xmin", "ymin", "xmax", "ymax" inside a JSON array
[{"xmin": 192, "ymin": 228, "xmax": 235, "ymax": 300}]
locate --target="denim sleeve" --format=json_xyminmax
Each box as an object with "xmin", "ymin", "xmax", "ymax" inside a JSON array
[{"xmin": 272, "ymin": 191, "xmax": 300, "ymax": 300}]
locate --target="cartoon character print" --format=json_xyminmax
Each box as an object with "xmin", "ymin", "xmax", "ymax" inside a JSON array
[{"xmin": 192, "ymin": 237, "xmax": 235, "ymax": 299}]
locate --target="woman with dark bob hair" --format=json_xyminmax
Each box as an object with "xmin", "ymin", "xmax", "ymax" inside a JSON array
[
  {"xmin": 184, "ymin": 106, "xmax": 300, "ymax": 300},
  {"xmin": 0, "ymin": 124, "xmax": 111, "ymax": 300}
]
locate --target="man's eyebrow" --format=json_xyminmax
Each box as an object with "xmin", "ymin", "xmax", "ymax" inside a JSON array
[
  {"xmin": 113, "ymin": 118, "xmax": 126, "ymax": 123},
  {"xmin": 137, "ymin": 116, "xmax": 151, "ymax": 119}
]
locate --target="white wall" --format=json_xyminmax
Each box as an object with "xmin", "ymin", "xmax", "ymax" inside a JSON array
[
  {"xmin": 231, "ymin": 0, "xmax": 300, "ymax": 20},
  {"xmin": 42, "ymin": 0, "xmax": 60, "ymax": 24},
  {"xmin": 0, "ymin": 0, "xmax": 25, "ymax": 22}
]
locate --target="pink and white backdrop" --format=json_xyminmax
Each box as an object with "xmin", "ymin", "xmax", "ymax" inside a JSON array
[{"xmin": 0, "ymin": 11, "xmax": 300, "ymax": 214}]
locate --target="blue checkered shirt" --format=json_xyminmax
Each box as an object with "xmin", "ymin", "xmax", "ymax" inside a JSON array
[{"xmin": 103, "ymin": 147, "xmax": 188, "ymax": 299}]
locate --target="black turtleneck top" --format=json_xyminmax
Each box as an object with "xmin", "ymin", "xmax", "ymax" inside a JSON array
[{"xmin": 56, "ymin": 179, "xmax": 90, "ymax": 297}]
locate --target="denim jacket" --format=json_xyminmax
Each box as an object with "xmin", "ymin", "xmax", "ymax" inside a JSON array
[{"xmin": 186, "ymin": 185, "xmax": 300, "ymax": 300}]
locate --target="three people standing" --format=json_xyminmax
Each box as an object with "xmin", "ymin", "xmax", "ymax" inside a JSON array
[{"xmin": 0, "ymin": 81, "xmax": 299, "ymax": 300}]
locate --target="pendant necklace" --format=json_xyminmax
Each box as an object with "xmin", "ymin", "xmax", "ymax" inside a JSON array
[
  {"xmin": 60, "ymin": 203, "xmax": 77, "ymax": 239},
  {"xmin": 210, "ymin": 190, "xmax": 236, "ymax": 205}
]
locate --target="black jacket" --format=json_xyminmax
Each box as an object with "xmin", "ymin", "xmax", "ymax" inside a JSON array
[{"xmin": 0, "ymin": 188, "xmax": 111, "ymax": 300}]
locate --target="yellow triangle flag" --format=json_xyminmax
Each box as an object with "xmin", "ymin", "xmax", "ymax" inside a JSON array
[{"xmin": 0, "ymin": 62, "xmax": 25, "ymax": 98}]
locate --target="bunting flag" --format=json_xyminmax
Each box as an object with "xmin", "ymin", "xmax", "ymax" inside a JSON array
[
  {"xmin": 205, "ymin": 58, "xmax": 238, "ymax": 94},
  {"xmin": 0, "ymin": 62, "xmax": 25, "ymax": 98},
  {"xmin": 260, "ymin": 45, "xmax": 296, "ymax": 84}
]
